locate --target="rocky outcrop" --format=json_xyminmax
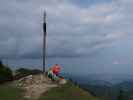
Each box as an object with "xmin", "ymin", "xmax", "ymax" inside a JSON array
[{"xmin": 16, "ymin": 74, "xmax": 58, "ymax": 100}]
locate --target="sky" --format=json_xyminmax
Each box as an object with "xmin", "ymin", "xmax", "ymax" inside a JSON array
[{"xmin": 1, "ymin": 0, "xmax": 133, "ymax": 77}]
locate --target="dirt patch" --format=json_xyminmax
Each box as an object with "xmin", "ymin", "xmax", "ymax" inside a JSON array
[{"xmin": 16, "ymin": 74, "xmax": 58, "ymax": 100}]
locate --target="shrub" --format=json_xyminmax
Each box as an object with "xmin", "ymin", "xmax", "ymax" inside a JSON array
[{"xmin": 0, "ymin": 60, "xmax": 13, "ymax": 83}]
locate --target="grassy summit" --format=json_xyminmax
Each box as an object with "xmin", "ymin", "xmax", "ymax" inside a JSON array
[
  {"xmin": 0, "ymin": 81, "xmax": 100, "ymax": 100},
  {"xmin": 0, "ymin": 83, "xmax": 26, "ymax": 100},
  {"xmin": 39, "ymin": 81, "xmax": 99, "ymax": 100}
]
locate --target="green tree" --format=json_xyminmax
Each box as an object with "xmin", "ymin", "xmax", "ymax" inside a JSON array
[{"xmin": 0, "ymin": 60, "xmax": 13, "ymax": 83}]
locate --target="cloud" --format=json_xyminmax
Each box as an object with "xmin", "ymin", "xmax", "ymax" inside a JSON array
[{"xmin": 0, "ymin": 0, "xmax": 131, "ymax": 59}]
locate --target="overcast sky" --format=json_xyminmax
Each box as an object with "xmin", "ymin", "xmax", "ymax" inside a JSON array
[{"xmin": 1, "ymin": 0, "xmax": 133, "ymax": 76}]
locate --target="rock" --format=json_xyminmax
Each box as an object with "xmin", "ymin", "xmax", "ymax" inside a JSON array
[{"xmin": 59, "ymin": 78, "xmax": 67, "ymax": 85}]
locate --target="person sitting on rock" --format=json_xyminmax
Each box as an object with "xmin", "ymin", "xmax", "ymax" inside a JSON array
[{"xmin": 47, "ymin": 64, "xmax": 61, "ymax": 81}]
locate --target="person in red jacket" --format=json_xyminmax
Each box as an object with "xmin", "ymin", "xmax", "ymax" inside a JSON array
[
  {"xmin": 47, "ymin": 64, "xmax": 61, "ymax": 81},
  {"xmin": 51, "ymin": 64, "xmax": 61, "ymax": 76}
]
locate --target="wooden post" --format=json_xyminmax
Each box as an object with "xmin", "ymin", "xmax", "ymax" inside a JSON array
[{"xmin": 43, "ymin": 11, "xmax": 47, "ymax": 73}]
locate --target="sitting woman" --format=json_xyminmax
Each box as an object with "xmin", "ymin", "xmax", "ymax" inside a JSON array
[{"xmin": 47, "ymin": 64, "xmax": 61, "ymax": 81}]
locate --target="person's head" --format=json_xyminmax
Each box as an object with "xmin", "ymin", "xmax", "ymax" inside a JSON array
[{"xmin": 55, "ymin": 64, "xmax": 58, "ymax": 66}]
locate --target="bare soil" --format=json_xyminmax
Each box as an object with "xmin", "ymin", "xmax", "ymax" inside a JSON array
[{"xmin": 16, "ymin": 74, "xmax": 58, "ymax": 100}]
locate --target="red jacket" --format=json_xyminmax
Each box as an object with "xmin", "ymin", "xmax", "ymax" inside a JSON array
[{"xmin": 51, "ymin": 64, "xmax": 61, "ymax": 75}]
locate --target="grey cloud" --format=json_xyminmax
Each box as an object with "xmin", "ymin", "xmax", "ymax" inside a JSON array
[{"xmin": 0, "ymin": 0, "xmax": 132, "ymax": 59}]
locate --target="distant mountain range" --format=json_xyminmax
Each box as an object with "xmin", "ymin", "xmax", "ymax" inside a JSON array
[
  {"xmin": 62, "ymin": 73, "xmax": 133, "ymax": 84},
  {"xmin": 62, "ymin": 73, "xmax": 133, "ymax": 100},
  {"xmin": 80, "ymin": 80, "xmax": 133, "ymax": 100}
]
